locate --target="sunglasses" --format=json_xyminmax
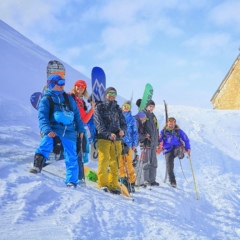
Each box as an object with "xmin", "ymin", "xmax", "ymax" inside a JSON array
[
  {"xmin": 75, "ymin": 84, "xmax": 86, "ymax": 89},
  {"xmin": 107, "ymin": 92, "xmax": 117, "ymax": 96},
  {"xmin": 168, "ymin": 118, "xmax": 176, "ymax": 123},
  {"xmin": 123, "ymin": 104, "xmax": 131, "ymax": 109}
]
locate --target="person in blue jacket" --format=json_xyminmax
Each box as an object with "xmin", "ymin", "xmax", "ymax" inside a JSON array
[
  {"xmin": 159, "ymin": 117, "xmax": 191, "ymax": 187},
  {"xmin": 120, "ymin": 100, "xmax": 138, "ymax": 193},
  {"xmin": 29, "ymin": 74, "xmax": 85, "ymax": 188}
]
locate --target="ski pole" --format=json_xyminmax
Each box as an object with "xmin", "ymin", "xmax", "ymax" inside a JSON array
[
  {"xmin": 136, "ymin": 147, "xmax": 146, "ymax": 190},
  {"xmin": 188, "ymin": 156, "xmax": 199, "ymax": 200},
  {"xmin": 179, "ymin": 158, "xmax": 189, "ymax": 184}
]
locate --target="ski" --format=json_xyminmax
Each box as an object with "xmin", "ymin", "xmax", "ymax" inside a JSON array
[{"xmin": 163, "ymin": 100, "xmax": 168, "ymax": 183}]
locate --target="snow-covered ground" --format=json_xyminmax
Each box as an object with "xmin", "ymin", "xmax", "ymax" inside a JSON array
[
  {"xmin": 1, "ymin": 101, "xmax": 240, "ymax": 240},
  {"xmin": 0, "ymin": 19, "xmax": 240, "ymax": 240}
]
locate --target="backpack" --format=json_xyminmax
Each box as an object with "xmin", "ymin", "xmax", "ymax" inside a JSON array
[{"xmin": 46, "ymin": 92, "xmax": 72, "ymax": 119}]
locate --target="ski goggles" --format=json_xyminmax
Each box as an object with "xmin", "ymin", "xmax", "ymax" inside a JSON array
[
  {"xmin": 47, "ymin": 79, "xmax": 65, "ymax": 86},
  {"xmin": 122, "ymin": 104, "xmax": 131, "ymax": 109},
  {"xmin": 107, "ymin": 91, "xmax": 117, "ymax": 96},
  {"xmin": 168, "ymin": 118, "xmax": 176, "ymax": 123}
]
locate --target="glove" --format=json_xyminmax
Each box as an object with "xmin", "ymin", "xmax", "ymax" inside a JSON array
[
  {"xmin": 132, "ymin": 154, "xmax": 139, "ymax": 167},
  {"xmin": 53, "ymin": 136, "xmax": 62, "ymax": 155}
]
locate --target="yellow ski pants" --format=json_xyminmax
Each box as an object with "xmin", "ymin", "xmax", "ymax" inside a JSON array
[
  {"xmin": 97, "ymin": 139, "xmax": 122, "ymax": 190},
  {"xmin": 119, "ymin": 148, "xmax": 136, "ymax": 184}
]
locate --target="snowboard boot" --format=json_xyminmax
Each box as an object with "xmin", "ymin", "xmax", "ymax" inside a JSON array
[
  {"xmin": 100, "ymin": 186, "xmax": 109, "ymax": 192},
  {"xmin": 150, "ymin": 181, "xmax": 160, "ymax": 186},
  {"xmin": 170, "ymin": 182, "xmax": 177, "ymax": 188},
  {"xmin": 66, "ymin": 182, "xmax": 77, "ymax": 188},
  {"xmin": 131, "ymin": 183, "xmax": 135, "ymax": 193},
  {"xmin": 109, "ymin": 189, "xmax": 121, "ymax": 195},
  {"xmin": 29, "ymin": 154, "xmax": 45, "ymax": 174}
]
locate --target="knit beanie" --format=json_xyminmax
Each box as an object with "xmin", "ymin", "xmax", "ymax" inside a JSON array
[
  {"xmin": 137, "ymin": 111, "xmax": 146, "ymax": 119},
  {"xmin": 146, "ymin": 100, "xmax": 155, "ymax": 107},
  {"xmin": 136, "ymin": 99, "xmax": 142, "ymax": 108},
  {"xmin": 105, "ymin": 87, "xmax": 117, "ymax": 95}
]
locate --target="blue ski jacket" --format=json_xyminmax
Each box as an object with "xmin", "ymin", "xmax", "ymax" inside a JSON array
[
  {"xmin": 122, "ymin": 111, "xmax": 138, "ymax": 148},
  {"xmin": 159, "ymin": 125, "xmax": 190, "ymax": 154},
  {"xmin": 94, "ymin": 100, "xmax": 127, "ymax": 140},
  {"xmin": 38, "ymin": 89, "xmax": 85, "ymax": 141}
]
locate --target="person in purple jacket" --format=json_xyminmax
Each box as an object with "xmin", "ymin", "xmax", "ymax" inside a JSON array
[{"xmin": 159, "ymin": 117, "xmax": 191, "ymax": 187}]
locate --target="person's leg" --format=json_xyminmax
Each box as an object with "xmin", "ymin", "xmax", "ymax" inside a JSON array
[
  {"xmin": 61, "ymin": 137, "xmax": 78, "ymax": 186},
  {"xmin": 108, "ymin": 140, "xmax": 121, "ymax": 190},
  {"xmin": 148, "ymin": 148, "xmax": 158, "ymax": 184},
  {"xmin": 165, "ymin": 151, "xmax": 176, "ymax": 184},
  {"xmin": 97, "ymin": 139, "xmax": 111, "ymax": 188}
]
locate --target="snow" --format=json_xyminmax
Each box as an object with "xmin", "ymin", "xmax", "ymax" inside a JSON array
[{"xmin": 0, "ymin": 20, "xmax": 240, "ymax": 240}]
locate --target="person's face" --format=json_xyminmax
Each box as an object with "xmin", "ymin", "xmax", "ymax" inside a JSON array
[
  {"xmin": 122, "ymin": 104, "xmax": 131, "ymax": 112},
  {"xmin": 75, "ymin": 85, "xmax": 85, "ymax": 95},
  {"xmin": 106, "ymin": 91, "xmax": 117, "ymax": 101},
  {"xmin": 147, "ymin": 105, "xmax": 155, "ymax": 113},
  {"xmin": 167, "ymin": 119, "xmax": 176, "ymax": 129},
  {"xmin": 52, "ymin": 80, "xmax": 65, "ymax": 91}
]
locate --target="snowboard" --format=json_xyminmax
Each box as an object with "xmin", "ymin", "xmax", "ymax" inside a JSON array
[
  {"xmin": 42, "ymin": 160, "xmax": 130, "ymax": 198},
  {"xmin": 139, "ymin": 83, "xmax": 153, "ymax": 110},
  {"xmin": 91, "ymin": 66, "xmax": 106, "ymax": 102},
  {"xmin": 90, "ymin": 67, "xmax": 106, "ymax": 162},
  {"xmin": 47, "ymin": 60, "xmax": 65, "ymax": 78},
  {"xmin": 30, "ymin": 92, "xmax": 43, "ymax": 110}
]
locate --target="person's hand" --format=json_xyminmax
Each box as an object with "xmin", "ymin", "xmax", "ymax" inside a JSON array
[
  {"xmin": 132, "ymin": 146, "xmax": 136, "ymax": 151},
  {"xmin": 109, "ymin": 133, "xmax": 116, "ymax": 141},
  {"xmin": 90, "ymin": 101, "xmax": 96, "ymax": 110},
  {"xmin": 186, "ymin": 149, "xmax": 191, "ymax": 157},
  {"xmin": 119, "ymin": 129, "xmax": 124, "ymax": 137},
  {"xmin": 48, "ymin": 131, "xmax": 56, "ymax": 138},
  {"xmin": 146, "ymin": 133, "xmax": 150, "ymax": 139},
  {"xmin": 78, "ymin": 133, "xmax": 83, "ymax": 138}
]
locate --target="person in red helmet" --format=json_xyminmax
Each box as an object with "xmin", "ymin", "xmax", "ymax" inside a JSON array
[
  {"xmin": 70, "ymin": 80, "xmax": 95, "ymax": 123},
  {"xmin": 69, "ymin": 80, "xmax": 95, "ymax": 186}
]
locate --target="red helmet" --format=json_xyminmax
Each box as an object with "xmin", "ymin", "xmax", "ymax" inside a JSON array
[{"xmin": 75, "ymin": 80, "xmax": 87, "ymax": 89}]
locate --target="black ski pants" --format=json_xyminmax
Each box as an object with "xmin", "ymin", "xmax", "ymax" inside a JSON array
[{"xmin": 165, "ymin": 147, "xmax": 181, "ymax": 184}]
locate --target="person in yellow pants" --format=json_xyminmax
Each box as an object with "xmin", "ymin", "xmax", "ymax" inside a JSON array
[
  {"xmin": 120, "ymin": 101, "xmax": 138, "ymax": 193},
  {"xmin": 94, "ymin": 87, "xmax": 127, "ymax": 194}
]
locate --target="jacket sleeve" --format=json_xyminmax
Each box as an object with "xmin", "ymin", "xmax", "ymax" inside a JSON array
[
  {"xmin": 131, "ymin": 116, "xmax": 138, "ymax": 147},
  {"xmin": 94, "ymin": 104, "xmax": 111, "ymax": 139},
  {"xmin": 70, "ymin": 96, "xmax": 85, "ymax": 134},
  {"xmin": 119, "ymin": 110, "xmax": 127, "ymax": 134},
  {"xmin": 179, "ymin": 129, "xmax": 190, "ymax": 150},
  {"xmin": 38, "ymin": 96, "xmax": 52, "ymax": 135}
]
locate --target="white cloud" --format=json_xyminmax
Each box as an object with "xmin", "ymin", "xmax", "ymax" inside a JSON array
[{"xmin": 209, "ymin": 0, "xmax": 240, "ymax": 27}]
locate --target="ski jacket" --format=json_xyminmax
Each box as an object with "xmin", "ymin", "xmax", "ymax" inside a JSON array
[
  {"xmin": 159, "ymin": 125, "xmax": 190, "ymax": 154},
  {"xmin": 94, "ymin": 100, "xmax": 127, "ymax": 140},
  {"xmin": 70, "ymin": 93, "xmax": 94, "ymax": 124},
  {"xmin": 142, "ymin": 108, "xmax": 159, "ymax": 147},
  {"xmin": 38, "ymin": 89, "xmax": 84, "ymax": 141},
  {"xmin": 135, "ymin": 115, "xmax": 146, "ymax": 144},
  {"xmin": 122, "ymin": 111, "xmax": 138, "ymax": 148}
]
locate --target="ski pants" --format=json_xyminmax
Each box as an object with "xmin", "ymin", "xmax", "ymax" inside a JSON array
[
  {"xmin": 35, "ymin": 135, "xmax": 79, "ymax": 185},
  {"xmin": 142, "ymin": 147, "xmax": 158, "ymax": 184},
  {"xmin": 97, "ymin": 139, "xmax": 121, "ymax": 190},
  {"xmin": 119, "ymin": 148, "xmax": 136, "ymax": 184},
  {"xmin": 165, "ymin": 147, "xmax": 181, "ymax": 184}
]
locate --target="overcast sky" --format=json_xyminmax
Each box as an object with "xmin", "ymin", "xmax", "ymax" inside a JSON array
[{"xmin": 1, "ymin": 0, "xmax": 240, "ymax": 108}]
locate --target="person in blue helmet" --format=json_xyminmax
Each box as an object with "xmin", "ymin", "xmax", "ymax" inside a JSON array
[{"xmin": 29, "ymin": 74, "xmax": 85, "ymax": 188}]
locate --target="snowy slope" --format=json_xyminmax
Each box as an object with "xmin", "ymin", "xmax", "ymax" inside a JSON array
[
  {"xmin": 0, "ymin": 20, "xmax": 240, "ymax": 240},
  {"xmin": 1, "ymin": 104, "xmax": 240, "ymax": 240}
]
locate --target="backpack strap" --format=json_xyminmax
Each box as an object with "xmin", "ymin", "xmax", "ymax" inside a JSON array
[
  {"xmin": 45, "ymin": 95, "xmax": 54, "ymax": 119},
  {"xmin": 45, "ymin": 92, "xmax": 72, "ymax": 119}
]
